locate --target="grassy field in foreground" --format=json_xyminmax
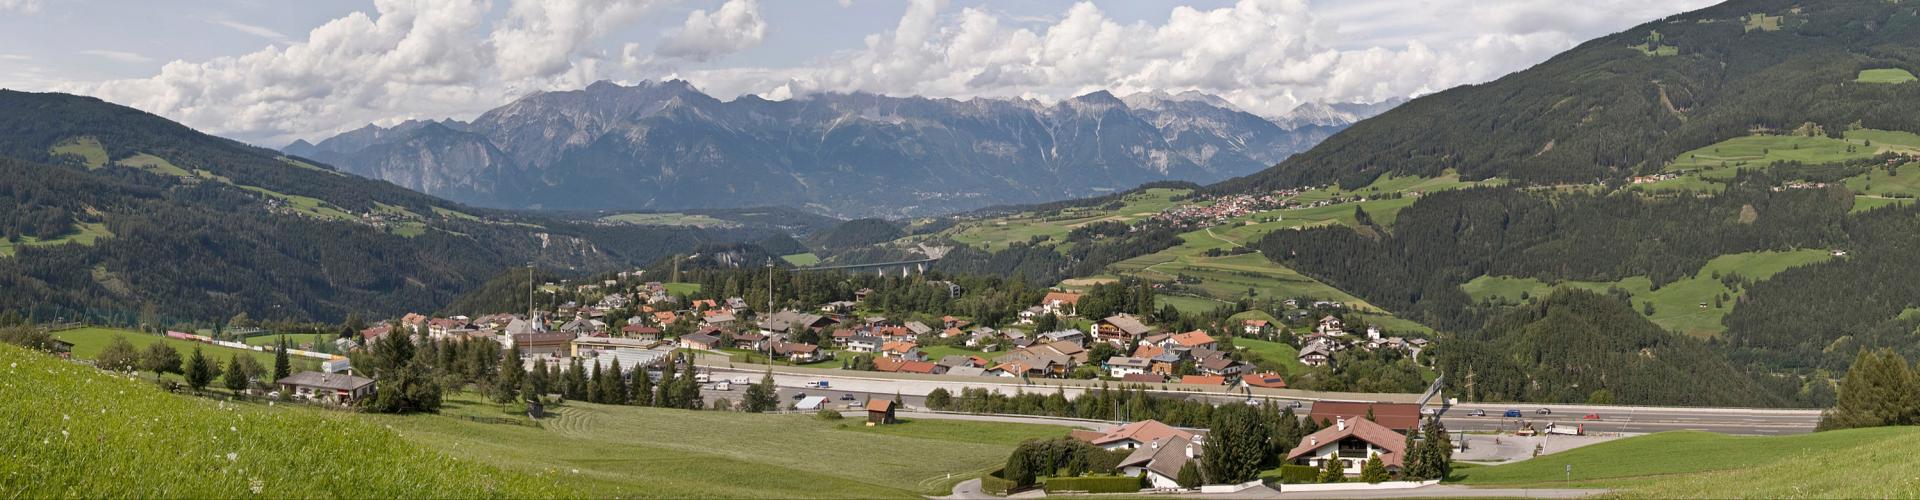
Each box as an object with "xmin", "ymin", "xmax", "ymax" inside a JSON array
[
  {"xmin": 378, "ymin": 393, "xmax": 1072, "ymax": 498},
  {"xmin": 1461, "ymin": 249, "xmax": 1832, "ymax": 338},
  {"xmin": 0, "ymin": 344, "xmax": 572, "ymax": 498},
  {"xmin": 1455, "ymin": 427, "xmax": 1920, "ymax": 497},
  {"xmin": 55, "ymin": 327, "xmax": 320, "ymax": 377}
]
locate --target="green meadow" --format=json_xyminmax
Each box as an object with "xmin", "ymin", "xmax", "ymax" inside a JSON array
[{"xmin": 1461, "ymin": 249, "xmax": 1833, "ymax": 338}]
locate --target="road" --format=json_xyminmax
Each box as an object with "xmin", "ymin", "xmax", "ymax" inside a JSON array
[{"xmin": 696, "ymin": 366, "xmax": 1821, "ymax": 436}]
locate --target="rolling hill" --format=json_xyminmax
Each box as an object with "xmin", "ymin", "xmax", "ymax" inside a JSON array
[
  {"xmin": 1216, "ymin": 0, "xmax": 1920, "ymax": 191},
  {"xmin": 0, "ymin": 90, "xmax": 763, "ymax": 324}
]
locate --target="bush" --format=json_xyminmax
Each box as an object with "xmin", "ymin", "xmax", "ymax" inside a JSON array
[
  {"xmin": 1042, "ymin": 475, "xmax": 1143, "ymax": 494},
  {"xmin": 815, "ymin": 408, "xmax": 843, "ymax": 420},
  {"xmin": 1277, "ymin": 464, "xmax": 1319, "ymax": 484},
  {"xmin": 980, "ymin": 470, "xmax": 1016, "ymax": 495}
]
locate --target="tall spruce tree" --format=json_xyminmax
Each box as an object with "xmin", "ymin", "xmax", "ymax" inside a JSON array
[
  {"xmin": 1201, "ymin": 404, "xmax": 1266, "ymax": 484},
  {"xmin": 271, "ymin": 336, "xmax": 291, "ymax": 382},
  {"xmin": 182, "ymin": 346, "xmax": 219, "ymax": 392},
  {"xmin": 1819, "ymin": 348, "xmax": 1920, "ymax": 430}
]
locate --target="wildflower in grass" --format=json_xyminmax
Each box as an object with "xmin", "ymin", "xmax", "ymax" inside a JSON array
[
  {"xmin": 227, "ymin": 452, "xmax": 238, "ymax": 462},
  {"xmin": 249, "ymin": 479, "xmax": 264, "ymax": 494}
]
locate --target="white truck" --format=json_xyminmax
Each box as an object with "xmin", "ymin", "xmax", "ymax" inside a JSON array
[
  {"xmin": 731, "ymin": 376, "xmax": 752, "ymax": 385},
  {"xmin": 1545, "ymin": 423, "xmax": 1584, "ymax": 436},
  {"xmin": 694, "ymin": 373, "xmax": 710, "ymax": 383}
]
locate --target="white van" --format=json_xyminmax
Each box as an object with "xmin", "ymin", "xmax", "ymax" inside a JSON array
[
  {"xmin": 694, "ymin": 373, "xmax": 711, "ymax": 383},
  {"xmin": 713, "ymin": 381, "xmax": 732, "ymax": 391}
]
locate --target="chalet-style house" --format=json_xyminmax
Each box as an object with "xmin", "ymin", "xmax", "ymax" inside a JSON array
[
  {"xmin": 1095, "ymin": 314, "xmax": 1155, "ymax": 345},
  {"xmin": 1078, "ymin": 419, "xmax": 1197, "ymax": 451},
  {"xmin": 1285, "ymin": 417, "xmax": 1406, "ymax": 478},
  {"xmin": 277, "ymin": 371, "xmax": 376, "ymax": 406},
  {"xmin": 880, "ymin": 341, "xmax": 926, "ymax": 361}
]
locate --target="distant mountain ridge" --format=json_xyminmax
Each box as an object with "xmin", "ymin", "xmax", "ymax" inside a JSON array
[{"xmin": 290, "ymin": 81, "xmax": 1398, "ymax": 218}]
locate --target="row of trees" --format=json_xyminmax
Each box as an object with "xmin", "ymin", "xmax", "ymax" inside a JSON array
[{"xmin": 1818, "ymin": 348, "xmax": 1920, "ymax": 430}]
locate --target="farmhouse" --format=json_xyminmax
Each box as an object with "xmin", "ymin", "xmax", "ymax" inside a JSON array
[
  {"xmin": 1286, "ymin": 417, "xmax": 1406, "ymax": 477},
  {"xmin": 1104, "ymin": 356, "xmax": 1151, "ymax": 378},
  {"xmin": 1079, "ymin": 419, "xmax": 1197, "ymax": 451},
  {"xmin": 276, "ymin": 371, "xmax": 376, "ymax": 406}
]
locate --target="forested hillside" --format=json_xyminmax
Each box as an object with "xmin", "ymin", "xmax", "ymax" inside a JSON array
[
  {"xmin": 0, "ymin": 91, "xmax": 758, "ymax": 324},
  {"xmin": 1216, "ymin": 0, "xmax": 1920, "ymax": 191},
  {"xmin": 1437, "ymin": 289, "xmax": 1798, "ymax": 407}
]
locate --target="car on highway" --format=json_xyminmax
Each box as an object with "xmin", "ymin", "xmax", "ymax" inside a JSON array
[
  {"xmin": 1287, "ymin": 401, "xmax": 1304, "ymax": 408},
  {"xmin": 840, "ymin": 393, "xmax": 856, "ymax": 401},
  {"xmin": 1467, "ymin": 409, "xmax": 1486, "ymax": 417},
  {"xmin": 1503, "ymin": 409, "xmax": 1523, "ymax": 418},
  {"xmin": 1420, "ymin": 408, "xmax": 1437, "ymax": 416},
  {"xmin": 1583, "ymin": 413, "xmax": 1601, "ymax": 420},
  {"xmin": 792, "ymin": 392, "xmax": 807, "ymax": 400},
  {"xmin": 1537, "ymin": 408, "xmax": 1553, "ymax": 415}
]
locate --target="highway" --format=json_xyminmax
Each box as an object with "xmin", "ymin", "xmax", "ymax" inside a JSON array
[{"xmin": 696, "ymin": 365, "xmax": 1822, "ymax": 436}]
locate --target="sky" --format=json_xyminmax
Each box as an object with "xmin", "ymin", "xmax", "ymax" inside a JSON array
[{"xmin": 0, "ymin": 0, "xmax": 1718, "ymax": 147}]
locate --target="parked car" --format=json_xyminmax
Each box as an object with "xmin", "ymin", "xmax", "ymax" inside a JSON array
[
  {"xmin": 840, "ymin": 393, "xmax": 856, "ymax": 401},
  {"xmin": 1503, "ymin": 409, "xmax": 1523, "ymax": 418},
  {"xmin": 1467, "ymin": 409, "xmax": 1486, "ymax": 417},
  {"xmin": 1287, "ymin": 400, "xmax": 1304, "ymax": 408},
  {"xmin": 1537, "ymin": 408, "xmax": 1553, "ymax": 415},
  {"xmin": 1583, "ymin": 413, "xmax": 1601, "ymax": 420},
  {"xmin": 792, "ymin": 392, "xmax": 807, "ymax": 400}
]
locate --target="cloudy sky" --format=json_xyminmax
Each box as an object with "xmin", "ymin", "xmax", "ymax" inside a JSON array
[{"xmin": 0, "ymin": 0, "xmax": 1715, "ymax": 146}]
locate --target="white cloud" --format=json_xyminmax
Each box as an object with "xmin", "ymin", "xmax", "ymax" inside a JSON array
[
  {"xmin": 65, "ymin": 0, "xmax": 664, "ymax": 146},
  {"xmin": 53, "ymin": 0, "xmax": 1718, "ymax": 144},
  {"xmin": 78, "ymin": 50, "xmax": 151, "ymax": 63},
  {"xmin": 681, "ymin": 0, "xmax": 1715, "ymax": 118},
  {"xmin": 0, "ymin": 0, "xmax": 40, "ymax": 14},
  {"xmin": 209, "ymin": 19, "xmax": 287, "ymax": 40},
  {"xmin": 657, "ymin": 0, "xmax": 767, "ymax": 62}
]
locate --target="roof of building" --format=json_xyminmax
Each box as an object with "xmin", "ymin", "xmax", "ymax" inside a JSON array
[
  {"xmin": 881, "ymin": 341, "xmax": 918, "ymax": 353},
  {"xmin": 795, "ymin": 396, "xmax": 830, "ymax": 411},
  {"xmin": 872, "ymin": 357, "xmax": 906, "ymax": 372},
  {"xmin": 899, "ymin": 361, "xmax": 939, "ymax": 374},
  {"xmin": 866, "ymin": 399, "xmax": 896, "ymax": 412},
  {"xmin": 1099, "ymin": 314, "xmax": 1154, "ymax": 336},
  {"xmin": 1308, "ymin": 402, "xmax": 1423, "ymax": 431},
  {"xmin": 1285, "ymin": 417, "xmax": 1407, "ymax": 468},
  {"xmin": 1241, "ymin": 372, "xmax": 1288, "ymax": 389},
  {"xmin": 946, "ymin": 366, "xmax": 988, "ymax": 377},
  {"xmin": 1170, "ymin": 331, "xmax": 1215, "ymax": 347},
  {"xmin": 1119, "ymin": 435, "xmax": 1196, "ymax": 479},
  {"xmin": 679, "ymin": 333, "xmax": 721, "ymax": 346},
  {"xmin": 1106, "ymin": 356, "xmax": 1151, "ymax": 369},
  {"xmin": 1041, "ymin": 291, "xmax": 1082, "ymax": 305},
  {"xmin": 1084, "ymin": 419, "xmax": 1196, "ymax": 447},
  {"xmin": 276, "ymin": 371, "xmax": 374, "ymax": 391},
  {"xmin": 1180, "ymin": 375, "xmax": 1226, "ymax": 385}
]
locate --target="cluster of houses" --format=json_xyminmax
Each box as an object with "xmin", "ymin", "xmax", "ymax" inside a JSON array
[
  {"xmin": 1292, "ymin": 316, "xmax": 1428, "ymax": 368},
  {"xmin": 1066, "ymin": 401, "xmax": 1432, "ymax": 487}
]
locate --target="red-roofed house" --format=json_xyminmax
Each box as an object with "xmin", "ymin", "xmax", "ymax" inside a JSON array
[
  {"xmin": 880, "ymin": 341, "xmax": 926, "ymax": 361},
  {"xmin": 1243, "ymin": 319, "xmax": 1270, "ymax": 336},
  {"xmin": 1076, "ymin": 419, "xmax": 1198, "ymax": 451},
  {"xmin": 1039, "ymin": 291, "xmax": 1082, "ymax": 317},
  {"xmin": 1286, "ymin": 417, "xmax": 1407, "ymax": 477}
]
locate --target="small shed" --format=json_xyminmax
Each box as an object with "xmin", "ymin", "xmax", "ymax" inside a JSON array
[{"xmin": 865, "ymin": 399, "xmax": 897, "ymax": 425}]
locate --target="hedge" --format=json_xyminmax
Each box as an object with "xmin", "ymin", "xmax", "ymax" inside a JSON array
[
  {"xmin": 1041, "ymin": 475, "xmax": 1144, "ymax": 493},
  {"xmin": 980, "ymin": 470, "xmax": 1015, "ymax": 495},
  {"xmin": 1278, "ymin": 465, "xmax": 1319, "ymax": 484}
]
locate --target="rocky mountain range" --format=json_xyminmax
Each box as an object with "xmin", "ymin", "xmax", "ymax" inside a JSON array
[{"xmin": 287, "ymin": 81, "xmax": 1394, "ymax": 218}]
